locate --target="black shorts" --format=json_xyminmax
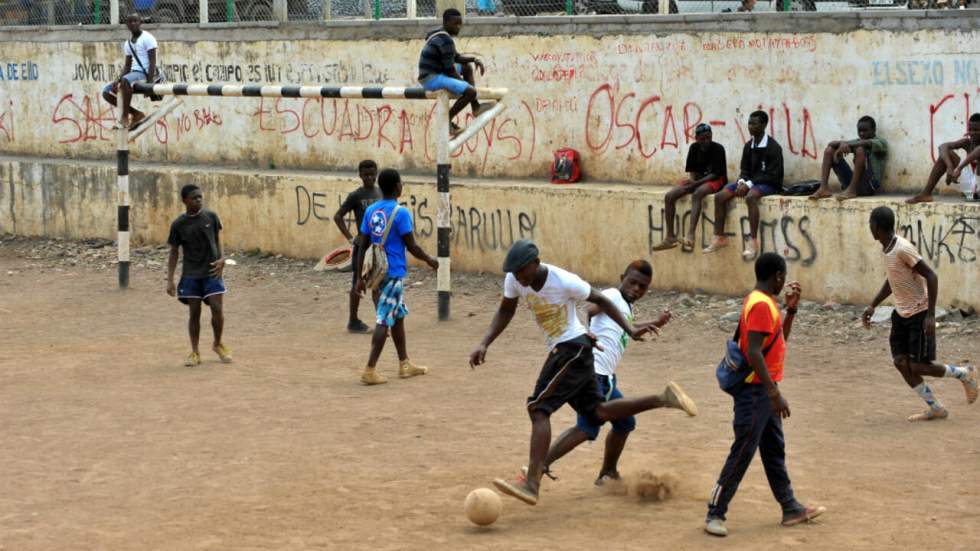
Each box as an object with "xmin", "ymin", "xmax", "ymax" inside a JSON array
[
  {"xmin": 889, "ymin": 309, "xmax": 936, "ymax": 364},
  {"xmin": 526, "ymin": 335, "xmax": 602, "ymax": 426}
]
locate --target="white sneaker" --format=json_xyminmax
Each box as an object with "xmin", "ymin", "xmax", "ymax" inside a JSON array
[
  {"xmin": 705, "ymin": 517, "xmax": 728, "ymax": 537},
  {"xmin": 742, "ymin": 238, "xmax": 759, "ymax": 260}
]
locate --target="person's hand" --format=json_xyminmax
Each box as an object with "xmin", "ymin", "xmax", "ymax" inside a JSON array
[
  {"xmin": 474, "ymin": 59, "xmax": 486, "ymax": 76},
  {"xmin": 736, "ymin": 182, "xmax": 750, "ymax": 197},
  {"xmin": 584, "ymin": 332, "xmax": 606, "ymax": 352},
  {"xmin": 209, "ymin": 258, "xmax": 226, "ymax": 278},
  {"xmin": 426, "ymin": 257, "xmax": 439, "ymax": 270},
  {"xmin": 166, "ymin": 279, "xmax": 176, "ymax": 297},
  {"xmin": 946, "ymin": 166, "xmax": 958, "ymax": 183},
  {"xmin": 952, "ymin": 165, "xmax": 964, "ymax": 181},
  {"xmin": 862, "ymin": 305, "xmax": 875, "ymax": 329},
  {"xmin": 653, "ymin": 309, "xmax": 672, "ymax": 328},
  {"xmin": 628, "ymin": 324, "xmax": 657, "ymax": 341},
  {"xmin": 784, "ymin": 281, "xmax": 801, "ymax": 310},
  {"xmin": 469, "ymin": 345, "xmax": 488, "ymax": 369},
  {"xmin": 111, "ymin": 81, "xmax": 120, "ymax": 93},
  {"xmin": 924, "ymin": 313, "xmax": 936, "ymax": 336},
  {"xmin": 355, "ymin": 278, "xmax": 366, "ymax": 297},
  {"xmin": 837, "ymin": 142, "xmax": 852, "ymax": 158},
  {"xmin": 769, "ymin": 390, "xmax": 791, "ymax": 418}
]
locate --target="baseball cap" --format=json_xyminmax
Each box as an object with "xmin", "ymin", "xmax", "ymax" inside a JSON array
[
  {"xmin": 695, "ymin": 123, "xmax": 712, "ymax": 135},
  {"xmin": 502, "ymin": 239, "xmax": 539, "ymax": 273}
]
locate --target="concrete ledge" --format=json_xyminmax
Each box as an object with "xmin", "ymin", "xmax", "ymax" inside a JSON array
[{"xmin": 2, "ymin": 156, "xmax": 977, "ymax": 307}]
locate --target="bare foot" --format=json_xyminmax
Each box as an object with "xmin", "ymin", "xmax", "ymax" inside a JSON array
[
  {"xmin": 905, "ymin": 194, "xmax": 933, "ymax": 204},
  {"xmin": 835, "ymin": 192, "xmax": 857, "ymax": 202},
  {"xmin": 808, "ymin": 189, "xmax": 833, "ymax": 200}
]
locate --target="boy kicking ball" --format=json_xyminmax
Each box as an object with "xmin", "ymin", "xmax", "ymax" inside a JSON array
[
  {"xmin": 166, "ymin": 184, "xmax": 232, "ymax": 366},
  {"xmin": 469, "ymin": 241, "xmax": 697, "ymax": 505},
  {"xmin": 862, "ymin": 206, "xmax": 977, "ymax": 421},
  {"xmin": 537, "ymin": 259, "xmax": 692, "ymax": 486}
]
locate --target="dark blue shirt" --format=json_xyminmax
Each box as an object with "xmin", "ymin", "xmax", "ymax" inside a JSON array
[{"xmin": 418, "ymin": 29, "xmax": 457, "ymax": 80}]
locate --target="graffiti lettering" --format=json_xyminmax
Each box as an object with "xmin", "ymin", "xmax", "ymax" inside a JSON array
[
  {"xmin": 900, "ymin": 216, "xmax": 979, "ymax": 266},
  {"xmin": 454, "ymin": 206, "xmax": 536, "ymax": 252},
  {"xmin": 51, "ymin": 93, "xmax": 115, "ymax": 144},
  {"xmin": 0, "ymin": 99, "xmax": 13, "ymax": 142},
  {"xmin": 927, "ymin": 90, "xmax": 978, "ymax": 163}
]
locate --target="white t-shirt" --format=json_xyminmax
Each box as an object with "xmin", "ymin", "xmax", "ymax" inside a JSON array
[
  {"xmin": 590, "ymin": 288, "xmax": 634, "ymax": 377},
  {"xmin": 503, "ymin": 264, "xmax": 591, "ymax": 350},
  {"xmin": 123, "ymin": 31, "xmax": 158, "ymax": 74}
]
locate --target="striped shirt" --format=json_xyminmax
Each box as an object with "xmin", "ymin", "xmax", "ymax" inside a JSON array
[
  {"xmin": 883, "ymin": 236, "xmax": 928, "ymax": 318},
  {"xmin": 418, "ymin": 29, "xmax": 457, "ymax": 81}
]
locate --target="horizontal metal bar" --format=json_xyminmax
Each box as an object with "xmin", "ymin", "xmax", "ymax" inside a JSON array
[{"xmin": 132, "ymin": 83, "xmax": 508, "ymax": 101}]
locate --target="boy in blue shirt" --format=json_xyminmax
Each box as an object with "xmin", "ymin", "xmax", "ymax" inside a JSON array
[{"xmin": 353, "ymin": 169, "xmax": 439, "ymax": 385}]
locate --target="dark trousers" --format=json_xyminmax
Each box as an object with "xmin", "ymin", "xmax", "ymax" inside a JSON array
[{"xmin": 707, "ymin": 384, "xmax": 799, "ymax": 520}]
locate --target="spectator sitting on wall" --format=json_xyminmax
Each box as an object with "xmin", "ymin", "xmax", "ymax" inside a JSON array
[
  {"xmin": 703, "ymin": 110, "xmax": 784, "ymax": 260},
  {"xmin": 722, "ymin": 0, "xmax": 757, "ymax": 12},
  {"xmin": 906, "ymin": 113, "xmax": 980, "ymax": 204},
  {"xmin": 653, "ymin": 123, "xmax": 728, "ymax": 252},
  {"xmin": 418, "ymin": 9, "xmax": 495, "ymax": 138},
  {"xmin": 809, "ymin": 115, "xmax": 888, "ymax": 202},
  {"xmin": 102, "ymin": 13, "xmax": 157, "ymax": 130}
]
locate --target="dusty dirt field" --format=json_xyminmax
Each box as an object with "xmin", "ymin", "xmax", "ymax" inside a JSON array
[{"xmin": 1, "ymin": 236, "xmax": 978, "ymax": 551}]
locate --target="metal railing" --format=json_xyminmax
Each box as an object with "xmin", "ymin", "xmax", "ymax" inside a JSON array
[{"xmin": 0, "ymin": 0, "xmax": 975, "ymax": 27}]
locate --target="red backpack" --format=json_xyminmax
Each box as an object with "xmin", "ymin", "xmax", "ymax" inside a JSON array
[{"xmin": 550, "ymin": 148, "xmax": 581, "ymax": 184}]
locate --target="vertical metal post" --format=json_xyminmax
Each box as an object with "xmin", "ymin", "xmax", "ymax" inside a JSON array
[
  {"xmin": 199, "ymin": 0, "xmax": 209, "ymax": 23},
  {"xmin": 435, "ymin": 93, "xmax": 451, "ymax": 321},
  {"xmin": 322, "ymin": 0, "xmax": 331, "ymax": 20},
  {"xmin": 94, "ymin": 0, "xmax": 102, "ymax": 24},
  {"xmin": 226, "ymin": 0, "xmax": 234, "ymax": 22},
  {"xmin": 45, "ymin": 0, "xmax": 55, "ymax": 24},
  {"xmin": 406, "ymin": 0, "xmax": 416, "ymax": 18},
  {"xmin": 659, "ymin": 0, "xmax": 669, "ymax": 14},
  {"xmin": 110, "ymin": 0, "xmax": 119, "ymax": 24},
  {"xmin": 274, "ymin": 0, "xmax": 287, "ymax": 21},
  {"xmin": 116, "ymin": 104, "xmax": 130, "ymax": 288}
]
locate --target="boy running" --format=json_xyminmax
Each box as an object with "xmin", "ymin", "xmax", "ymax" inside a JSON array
[
  {"xmin": 353, "ymin": 169, "xmax": 438, "ymax": 385},
  {"xmin": 469, "ymin": 240, "xmax": 697, "ymax": 505},
  {"xmin": 166, "ymin": 184, "xmax": 232, "ymax": 366},
  {"xmin": 333, "ymin": 160, "xmax": 382, "ymax": 333},
  {"xmin": 861, "ymin": 206, "xmax": 977, "ymax": 421},
  {"xmin": 537, "ymin": 259, "xmax": 690, "ymax": 487},
  {"xmin": 705, "ymin": 253, "xmax": 824, "ymax": 537}
]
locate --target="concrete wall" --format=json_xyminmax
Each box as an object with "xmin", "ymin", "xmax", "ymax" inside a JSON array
[
  {"xmin": 1, "ymin": 13, "xmax": 980, "ymax": 193},
  {"xmin": 3, "ymin": 156, "xmax": 977, "ymax": 307}
]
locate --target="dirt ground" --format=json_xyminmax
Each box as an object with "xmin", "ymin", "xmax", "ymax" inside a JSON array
[{"xmin": 1, "ymin": 236, "xmax": 978, "ymax": 551}]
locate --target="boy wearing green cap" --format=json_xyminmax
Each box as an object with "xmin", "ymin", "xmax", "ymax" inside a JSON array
[{"xmin": 469, "ymin": 239, "xmax": 698, "ymax": 506}]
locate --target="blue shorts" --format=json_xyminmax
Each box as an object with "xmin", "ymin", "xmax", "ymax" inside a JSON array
[
  {"xmin": 376, "ymin": 277, "xmax": 409, "ymax": 327},
  {"xmin": 832, "ymin": 155, "xmax": 879, "ymax": 196},
  {"xmin": 421, "ymin": 65, "xmax": 470, "ymax": 96},
  {"xmin": 177, "ymin": 276, "xmax": 226, "ymax": 305},
  {"xmin": 576, "ymin": 374, "xmax": 636, "ymax": 440},
  {"xmin": 724, "ymin": 182, "xmax": 781, "ymax": 197},
  {"xmin": 103, "ymin": 70, "xmax": 148, "ymax": 95}
]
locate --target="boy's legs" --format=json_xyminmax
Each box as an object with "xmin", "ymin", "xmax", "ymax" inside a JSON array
[
  {"xmin": 362, "ymin": 278, "xmax": 425, "ymax": 384},
  {"xmin": 836, "ymin": 146, "xmax": 872, "ymax": 200},
  {"xmin": 187, "ymin": 299, "xmax": 203, "ymax": 355},
  {"xmin": 347, "ymin": 255, "xmax": 370, "ymax": 332},
  {"xmin": 654, "ymin": 183, "xmax": 697, "ymax": 249},
  {"xmin": 207, "ymin": 293, "xmax": 225, "ymax": 348},
  {"xmin": 460, "ymin": 63, "xmax": 481, "ymax": 113},
  {"xmin": 687, "ymin": 181, "xmax": 722, "ymax": 247},
  {"xmin": 704, "ymin": 186, "xmax": 736, "ymax": 252},
  {"xmin": 707, "ymin": 385, "xmax": 769, "ymax": 523},
  {"xmin": 907, "ymin": 152, "xmax": 960, "ymax": 204},
  {"xmin": 810, "ymin": 143, "xmax": 840, "ymax": 199},
  {"xmin": 742, "ymin": 188, "xmax": 766, "ymax": 259}
]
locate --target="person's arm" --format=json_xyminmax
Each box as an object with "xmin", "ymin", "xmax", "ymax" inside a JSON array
[
  {"xmin": 583, "ymin": 302, "xmax": 602, "ymax": 323},
  {"xmin": 940, "ymin": 138, "xmax": 970, "ymax": 173},
  {"xmin": 209, "ymin": 224, "xmax": 225, "ymax": 278},
  {"xmin": 333, "ymin": 203, "xmax": 354, "ymax": 242},
  {"xmin": 586, "ymin": 288, "xmax": 646, "ymax": 340},
  {"xmin": 166, "ymin": 245, "xmax": 179, "ymax": 296},
  {"xmin": 469, "ymin": 296, "xmax": 519, "ymax": 367},
  {"xmin": 746, "ymin": 330, "xmax": 790, "ymax": 418},
  {"xmin": 750, "ymin": 144, "xmax": 783, "ymax": 187},
  {"xmin": 738, "ymin": 143, "xmax": 750, "ymax": 182},
  {"xmin": 692, "ymin": 172, "xmax": 719, "ymax": 186},
  {"xmin": 114, "ymin": 56, "xmax": 133, "ymax": 86},
  {"xmin": 782, "ymin": 282, "xmax": 801, "ymax": 342},
  {"xmin": 440, "ymin": 39, "xmax": 462, "ymax": 79},
  {"xmin": 862, "ymin": 279, "xmax": 893, "ymax": 329},
  {"xmin": 352, "ymin": 231, "xmax": 370, "ymax": 295},
  {"xmin": 636, "ymin": 310, "xmax": 671, "ymax": 332},
  {"xmin": 954, "ymin": 145, "xmax": 980, "ymax": 175},
  {"xmin": 913, "ymin": 260, "xmax": 939, "ymax": 336},
  {"xmin": 402, "ymin": 231, "xmax": 438, "ymax": 270}
]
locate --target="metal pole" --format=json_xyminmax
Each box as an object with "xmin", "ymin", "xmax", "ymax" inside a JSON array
[
  {"xmin": 659, "ymin": 0, "xmax": 669, "ymax": 14},
  {"xmin": 94, "ymin": 0, "xmax": 102, "ymax": 24},
  {"xmin": 323, "ymin": 0, "xmax": 331, "ymax": 20},
  {"xmin": 406, "ymin": 0, "xmax": 416, "ymax": 18},
  {"xmin": 435, "ymin": 92, "xmax": 451, "ymax": 321},
  {"xmin": 46, "ymin": 0, "xmax": 55, "ymax": 24},
  {"xmin": 199, "ymin": 0, "xmax": 209, "ymax": 23},
  {"xmin": 116, "ymin": 102, "xmax": 130, "ymax": 288},
  {"xmin": 110, "ymin": 0, "xmax": 119, "ymax": 24},
  {"xmin": 274, "ymin": 0, "xmax": 287, "ymax": 21},
  {"xmin": 226, "ymin": 0, "xmax": 233, "ymax": 22}
]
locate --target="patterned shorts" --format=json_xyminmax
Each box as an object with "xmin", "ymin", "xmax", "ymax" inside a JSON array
[{"xmin": 376, "ymin": 277, "xmax": 409, "ymax": 327}]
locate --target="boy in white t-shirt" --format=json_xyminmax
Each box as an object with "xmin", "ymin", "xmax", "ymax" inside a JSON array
[
  {"xmin": 469, "ymin": 241, "xmax": 698, "ymax": 506},
  {"xmin": 539, "ymin": 259, "xmax": 694, "ymax": 486},
  {"xmin": 101, "ymin": 13, "xmax": 158, "ymax": 130}
]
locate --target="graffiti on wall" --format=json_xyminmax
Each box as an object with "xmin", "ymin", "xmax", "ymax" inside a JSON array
[
  {"xmin": 900, "ymin": 215, "xmax": 979, "ymax": 266},
  {"xmin": 0, "ymin": 98, "xmax": 13, "ymax": 142}
]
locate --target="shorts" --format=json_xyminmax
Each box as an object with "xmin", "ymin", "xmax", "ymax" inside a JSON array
[
  {"xmin": 376, "ymin": 277, "xmax": 409, "ymax": 327},
  {"xmin": 526, "ymin": 335, "xmax": 602, "ymax": 427},
  {"xmin": 420, "ymin": 65, "xmax": 470, "ymax": 96},
  {"xmin": 177, "ymin": 276, "xmax": 226, "ymax": 305},
  {"xmin": 832, "ymin": 155, "xmax": 879, "ymax": 196},
  {"xmin": 889, "ymin": 309, "xmax": 936, "ymax": 364},
  {"xmin": 576, "ymin": 373, "xmax": 636, "ymax": 440},
  {"xmin": 103, "ymin": 70, "xmax": 148, "ymax": 96},
  {"xmin": 676, "ymin": 177, "xmax": 726, "ymax": 193},
  {"xmin": 724, "ymin": 182, "xmax": 781, "ymax": 197}
]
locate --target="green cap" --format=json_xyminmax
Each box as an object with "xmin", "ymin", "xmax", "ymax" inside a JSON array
[{"xmin": 502, "ymin": 239, "xmax": 539, "ymax": 273}]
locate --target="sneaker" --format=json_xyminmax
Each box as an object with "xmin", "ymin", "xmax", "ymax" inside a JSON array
[
  {"xmin": 702, "ymin": 236, "xmax": 728, "ymax": 253},
  {"xmin": 907, "ymin": 408, "xmax": 949, "ymax": 422},
  {"xmin": 705, "ymin": 517, "xmax": 728, "ymax": 537},
  {"xmin": 212, "ymin": 344, "xmax": 233, "ymax": 364},
  {"xmin": 360, "ymin": 367, "xmax": 388, "ymax": 385},
  {"xmin": 449, "ymin": 122, "xmax": 463, "ymax": 138},
  {"xmin": 521, "ymin": 465, "xmax": 558, "ymax": 481},
  {"xmin": 347, "ymin": 320, "xmax": 372, "ymax": 334},
  {"xmin": 664, "ymin": 381, "xmax": 698, "ymax": 416},
  {"xmin": 651, "ymin": 238, "xmax": 680, "ymax": 252},
  {"xmin": 493, "ymin": 474, "xmax": 539, "ymax": 505},
  {"xmin": 742, "ymin": 238, "xmax": 759, "ymax": 260},
  {"xmin": 398, "ymin": 359, "xmax": 428, "ymax": 378},
  {"xmin": 961, "ymin": 366, "xmax": 978, "ymax": 405},
  {"xmin": 473, "ymin": 103, "xmax": 495, "ymax": 118},
  {"xmin": 594, "ymin": 470, "xmax": 620, "ymax": 487},
  {"xmin": 184, "ymin": 351, "xmax": 201, "ymax": 367},
  {"xmin": 781, "ymin": 505, "xmax": 827, "ymax": 526}
]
